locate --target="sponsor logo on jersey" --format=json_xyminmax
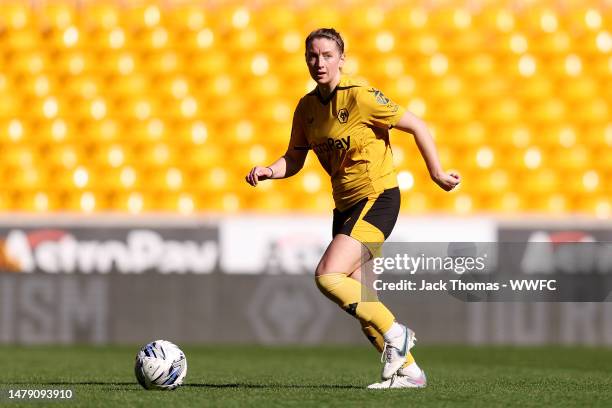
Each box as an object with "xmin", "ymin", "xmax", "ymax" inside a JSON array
[
  {"xmin": 368, "ymin": 88, "xmax": 390, "ymax": 105},
  {"xmin": 310, "ymin": 136, "xmax": 351, "ymax": 154}
]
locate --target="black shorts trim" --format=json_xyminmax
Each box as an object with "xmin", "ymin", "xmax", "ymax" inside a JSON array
[{"xmin": 332, "ymin": 187, "xmax": 400, "ymax": 240}]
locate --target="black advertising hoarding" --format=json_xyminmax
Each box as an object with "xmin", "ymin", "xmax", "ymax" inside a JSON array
[
  {"xmin": 0, "ymin": 218, "xmax": 220, "ymax": 344},
  {"xmin": 1, "ymin": 217, "xmax": 611, "ymax": 345},
  {"xmin": 0, "ymin": 223, "xmax": 219, "ymax": 275}
]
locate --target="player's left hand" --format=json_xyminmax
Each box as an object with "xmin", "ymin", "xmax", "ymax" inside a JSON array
[{"xmin": 433, "ymin": 171, "xmax": 461, "ymax": 191}]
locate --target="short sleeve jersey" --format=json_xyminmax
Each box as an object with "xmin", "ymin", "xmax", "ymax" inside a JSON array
[{"xmin": 291, "ymin": 76, "xmax": 406, "ymax": 211}]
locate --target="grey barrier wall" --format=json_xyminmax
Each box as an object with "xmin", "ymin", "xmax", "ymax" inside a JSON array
[{"xmin": 0, "ymin": 216, "xmax": 611, "ymax": 345}]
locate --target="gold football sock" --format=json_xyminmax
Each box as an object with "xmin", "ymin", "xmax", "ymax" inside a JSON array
[
  {"xmin": 316, "ymin": 273, "xmax": 395, "ymax": 335},
  {"xmin": 361, "ymin": 322, "xmax": 416, "ymax": 367}
]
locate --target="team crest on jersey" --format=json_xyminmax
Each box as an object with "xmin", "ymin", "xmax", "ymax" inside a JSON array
[
  {"xmin": 368, "ymin": 88, "xmax": 390, "ymax": 105},
  {"xmin": 337, "ymin": 108, "xmax": 349, "ymax": 124}
]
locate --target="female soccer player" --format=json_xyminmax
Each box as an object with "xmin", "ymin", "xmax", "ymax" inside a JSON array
[{"xmin": 246, "ymin": 28, "xmax": 460, "ymax": 389}]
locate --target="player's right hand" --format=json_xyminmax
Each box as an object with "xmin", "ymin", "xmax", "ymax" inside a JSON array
[{"xmin": 245, "ymin": 166, "xmax": 273, "ymax": 186}]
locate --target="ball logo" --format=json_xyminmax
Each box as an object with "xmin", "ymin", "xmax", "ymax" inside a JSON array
[{"xmin": 337, "ymin": 108, "xmax": 349, "ymax": 124}]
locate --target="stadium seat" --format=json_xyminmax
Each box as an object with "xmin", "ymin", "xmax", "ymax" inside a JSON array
[{"xmin": 0, "ymin": 1, "xmax": 608, "ymax": 215}]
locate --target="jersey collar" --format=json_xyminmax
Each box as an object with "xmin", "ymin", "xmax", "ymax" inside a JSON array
[{"xmin": 314, "ymin": 84, "xmax": 339, "ymax": 106}]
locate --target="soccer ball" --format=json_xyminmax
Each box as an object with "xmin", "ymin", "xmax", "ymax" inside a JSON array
[{"xmin": 134, "ymin": 340, "xmax": 187, "ymax": 390}]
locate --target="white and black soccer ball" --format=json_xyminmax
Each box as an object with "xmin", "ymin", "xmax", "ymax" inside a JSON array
[{"xmin": 134, "ymin": 340, "xmax": 187, "ymax": 390}]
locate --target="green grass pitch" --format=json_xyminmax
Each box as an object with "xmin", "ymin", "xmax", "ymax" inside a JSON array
[{"xmin": 2, "ymin": 345, "xmax": 612, "ymax": 407}]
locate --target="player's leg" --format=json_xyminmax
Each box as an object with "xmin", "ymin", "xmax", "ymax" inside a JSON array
[
  {"xmin": 345, "ymin": 187, "xmax": 425, "ymax": 385},
  {"xmin": 315, "ymin": 234, "xmax": 415, "ymax": 380},
  {"xmin": 350, "ymin": 264, "xmax": 423, "ymax": 384},
  {"xmin": 315, "ymin": 233, "xmax": 393, "ymax": 334}
]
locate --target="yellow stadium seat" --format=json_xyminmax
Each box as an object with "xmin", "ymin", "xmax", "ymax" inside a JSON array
[
  {"xmin": 7, "ymin": 165, "xmax": 47, "ymax": 191},
  {"xmin": 46, "ymin": 144, "xmax": 84, "ymax": 170},
  {"xmin": 121, "ymin": 4, "xmax": 164, "ymax": 29},
  {"xmin": 105, "ymin": 73, "xmax": 150, "ymax": 96},
  {"xmin": 444, "ymin": 31, "xmax": 485, "ymax": 55},
  {"xmin": 62, "ymin": 190, "xmax": 112, "ymax": 212},
  {"xmin": 0, "ymin": 3, "xmax": 34, "ymax": 31},
  {"xmin": 249, "ymin": 190, "xmax": 291, "ymax": 213},
  {"xmin": 300, "ymin": 6, "xmax": 343, "ymax": 32},
  {"xmin": 0, "ymin": 1, "xmax": 606, "ymax": 215},
  {"xmin": 466, "ymin": 76, "xmax": 510, "ymax": 100},
  {"xmin": 100, "ymin": 166, "xmax": 144, "ymax": 191},
  {"xmin": 143, "ymin": 51, "xmax": 183, "ymax": 74},
  {"xmin": 82, "ymin": 119, "xmax": 122, "ymax": 143},
  {"xmin": 574, "ymin": 32, "xmax": 609, "ymax": 54},
  {"xmin": 13, "ymin": 190, "xmax": 62, "ymax": 212},
  {"xmin": 83, "ymin": 4, "xmax": 120, "ymax": 30},
  {"xmin": 108, "ymin": 191, "xmax": 153, "ymax": 213},
  {"xmin": 577, "ymin": 196, "xmax": 611, "ymax": 217},
  {"xmin": 51, "ymin": 51, "xmax": 96, "ymax": 77},
  {"xmin": 90, "ymin": 143, "xmax": 134, "ymax": 169},
  {"xmin": 589, "ymin": 54, "xmax": 612, "ymax": 77},
  {"xmin": 153, "ymin": 191, "xmax": 201, "ymax": 213},
  {"xmin": 7, "ymin": 51, "xmax": 48, "ymax": 75},
  {"xmin": 255, "ymin": 6, "xmax": 299, "ymax": 36},
  {"xmin": 396, "ymin": 32, "xmax": 440, "ymax": 55},
  {"xmin": 39, "ymin": 3, "xmax": 77, "ymax": 30},
  {"xmin": 113, "ymin": 97, "xmax": 162, "ymax": 121},
  {"xmin": 429, "ymin": 8, "xmax": 474, "ymax": 36},
  {"xmin": 198, "ymin": 191, "xmax": 242, "ymax": 212},
  {"xmin": 526, "ymin": 99, "xmax": 566, "ymax": 124},
  {"xmin": 166, "ymin": 5, "xmax": 207, "ymax": 31},
  {"xmin": 489, "ymin": 191, "xmax": 525, "ymax": 213},
  {"xmin": 514, "ymin": 75, "xmax": 553, "ymax": 100},
  {"xmin": 399, "ymin": 192, "xmax": 430, "ymax": 214},
  {"xmin": 186, "ymin": 52, "xmax": 229, "ymax": 76},
  {"xmin": 0, "ymin": 94, "xmax": 20, "ymax": 118},
  {"xmin": 458, "ymin": 53, "xmax": 497, "ymax": 78},
  {"xmin": 558, "ymin": 76, "xmax": 598, "ymax": 101},
  {"xmin": 95, "ymin": 51, "xmax": 141, "ymax": 76},
  {"xmin": 181, "ymin": 145, "xmax": 223, "ymax": 171},
  {"xmin": 138, "ymin": 167, "xmax": 186, "ymax": 192},
  {"xmin": 570, "ymin": 98, "xmax": 609, "ymax": 124},
  {"xmin": 19, "ymin": 95, "xmax": 68, "ymax": 120},
  {"xmin": 132, "ymin": 27, "xmax": 173, "ymax": 50},
  {"xmin": 551, "ymin": 146, "xmax": 591, "ymax": 170},
  {"xmin": 83, "ymin": 26, "xmax": 134, "ymax": 49},
  {"xmin": 291, "ymin": 191, "xmax": 334, "ymax": 212},
  {"xmin": 480, "ymin": 97, "xmax": 521, "ymax": 124},
  {"xmin": 522, "ymin": 169, "xmax": 560, "ymax": 194},
  {"xmin": 530, "ymin": 31, "xmax": 572, "ymax": 55},
  {"xmin": 190, "ymin": 166, "xmax": 233, "ymax": 194},
  {"xmin": 0, "ymin": 189, "xmax": 17, "ymax": 211},
  {"xmin": 430, "ymin": 99, "xmax": 475, "ymax": 124},
  {"xmin": 33, "ymin": 118, "xmax": 76, "ymax": 144},
  {"xmin": 134, "ymin": 142, "xmax": 179, "ymax": 167}
]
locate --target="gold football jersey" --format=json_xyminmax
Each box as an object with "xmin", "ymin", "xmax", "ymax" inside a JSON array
[{"xmin": 289, "ymin": 76, "xmax": 406, "ymax": 211}]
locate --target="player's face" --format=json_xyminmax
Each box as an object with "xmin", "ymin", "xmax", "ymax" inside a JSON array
[{"xmin": 305, "ymin": 38, "xmax": 345, "ymax": 87}]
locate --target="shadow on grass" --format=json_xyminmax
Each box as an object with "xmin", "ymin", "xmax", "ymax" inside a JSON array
[{"xmin": 1, "ymin": 381, "xmax": 361, "ymax": 390}]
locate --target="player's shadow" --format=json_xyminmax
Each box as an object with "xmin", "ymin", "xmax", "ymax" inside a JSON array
[
  {"xmin": 1, "ymin": 381, "xmax": 361, "ymax": 390},
  {"xmin": 184, "ymin": 384, "xmax": 362, "ymax": 389}
]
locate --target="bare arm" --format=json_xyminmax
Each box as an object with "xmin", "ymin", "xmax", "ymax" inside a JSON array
[
  {"xmin": 245, "ymin": 116, "xmax": 308, "ymax": 187},
  {"xmin": 394, "ymin": 110, "xmax": 460, "ymax": 191}
]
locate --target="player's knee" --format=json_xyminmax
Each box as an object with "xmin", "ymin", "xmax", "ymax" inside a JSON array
[
  {"xmin": 315, "ymin": 256, "xmax": 352, "ymax": 277},
  {"xmin": 315, "ymin": 258, "xmax": 334, "ymax": 276}
]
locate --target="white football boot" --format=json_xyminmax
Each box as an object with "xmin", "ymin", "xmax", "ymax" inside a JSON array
[
  {"xmin": 367, "ymin": 370, "xmax": 428, "ymax": 389},
  {"xmin": 380, "ymin": 325, "xmax": 416, "ymax": 380}
]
